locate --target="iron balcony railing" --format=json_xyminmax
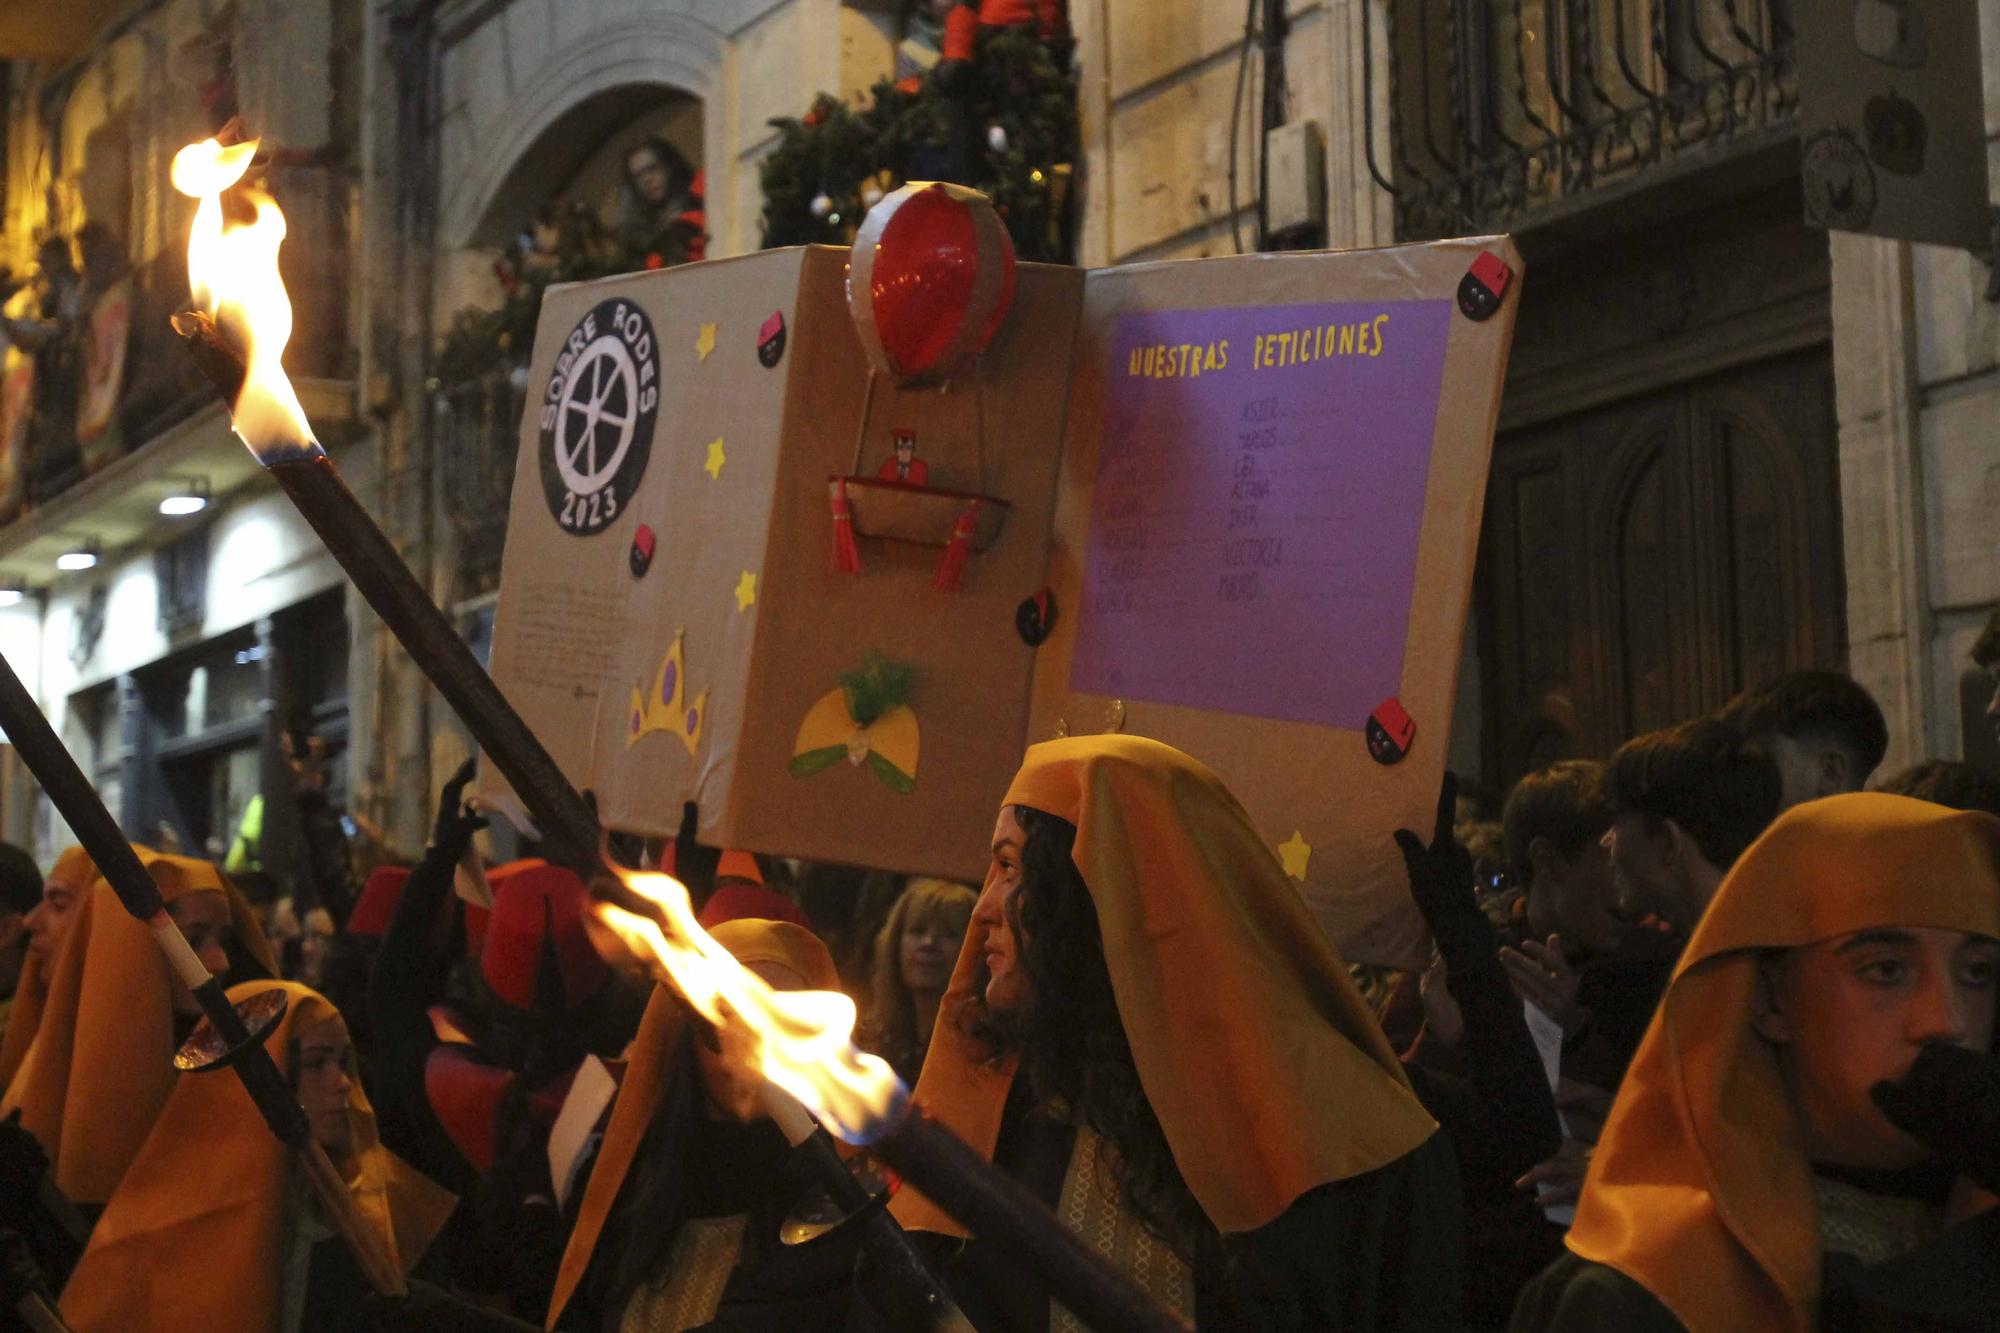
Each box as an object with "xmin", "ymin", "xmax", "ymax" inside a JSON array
[
  {"xmin": 435, "ymin": 368, "xmax": 525, "ymax": 595},
  {"xmin": 1369, "ymin": 0, "xmax": 1796, "ymax": 240}
]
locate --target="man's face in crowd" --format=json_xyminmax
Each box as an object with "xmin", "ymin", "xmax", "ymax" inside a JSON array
[
  {"xmin": 1756, "ymin": 926, "xmax": 2000, "ymax": 1171},
  {"xmin": 1603, "ymin": 813, "xmax": 1679, "ymax": 923},
  {"xmin": 1529, "ymin": 836, "xmax": 1624, "ymax": 958},
  {"xmin": 24, "ymin": 875, "xmax": 84, "ymax": 968},
  {"xmin": 164, "ymin": 890, "xmax": 234, "ymax": 1016},
  {"xmin": 973, "ymin": 806, "xmax": 1029, "ymax": 1017},
  {"xmin": 295, "ymin": 1017, "xmax": 356, "ymax": 1158}
]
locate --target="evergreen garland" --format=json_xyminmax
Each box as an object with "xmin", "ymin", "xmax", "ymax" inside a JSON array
[
  {"xmin": 436, "ymin": 201, "xmax": 696, "ymax": 387},
  {"xmin": 759, "ymin": 24, "xmax": 1079, "ymax": 263}
]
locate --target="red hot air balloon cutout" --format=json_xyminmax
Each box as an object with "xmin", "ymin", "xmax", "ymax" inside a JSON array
[
  {"xmin": 847, "ymin": 181, "xmax": 1016, "ymax": 385},
  {"xmin": 823, "ymin": 182, "xmax": 1018, "ymax": 593}
]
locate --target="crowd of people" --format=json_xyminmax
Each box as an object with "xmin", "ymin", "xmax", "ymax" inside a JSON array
[{"xmin": 0, "ymin": 615, "xmax": 1998, "ymax": 1330}]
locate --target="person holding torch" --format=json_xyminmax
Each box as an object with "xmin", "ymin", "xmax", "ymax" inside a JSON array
[
  {"xmin": 897, "ymin": 736, "xmax": 1462, "ymax": 1330},
  {"xmin": 363, "ymin": 918, "xmax": 916, "ymax": 1332}
]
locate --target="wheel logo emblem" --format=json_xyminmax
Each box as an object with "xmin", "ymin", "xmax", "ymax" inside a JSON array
[{"xmin": 539, "ymin": 298, "xmax": 659, "ymax": 536}]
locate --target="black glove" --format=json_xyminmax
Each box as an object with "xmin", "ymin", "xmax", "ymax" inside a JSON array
[
  {"xmin": 431, "ymin": 757, "xmax": 489, "ymax": 859},
  {"xmin": 362, "ymin": 1278, "xmax": 541, "ymax": 1332},
  {"xmin": 1393, "ymin": 772, "xmax": 1481, "ymax": 947},
  {"xmin": 0, "ymin": 1111, "xmax": 48, "ymax": 1203},
  {"xmin": 1871, "ymin": 1042, "xmax": 2000, "ymax": 1194}
]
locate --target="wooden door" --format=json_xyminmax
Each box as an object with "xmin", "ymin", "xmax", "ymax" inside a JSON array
[{"xmin": 1477, "ymin": 348, "xmax": 1843, "ymax": 786}]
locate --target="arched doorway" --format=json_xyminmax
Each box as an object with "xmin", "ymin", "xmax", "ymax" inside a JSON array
[
  {"xmin": 463, "ymin": 87, "xmax": 703, "ymax": 255},
  {"xmin": 436, "ymin": 86, "xmax": 703, "ymax": 599}
]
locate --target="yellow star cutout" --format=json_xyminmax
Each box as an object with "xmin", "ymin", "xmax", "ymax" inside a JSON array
[
  {"xmin": 733, "ymin": 570, "xmax": 757, "ymax": 613},
  {"xmin": 1277, "ymin": 830, "xmax": 1311, "ymax": 881},
  {"xmin": 704, "ymin": 436, "xmax": 726, "ymax": 479},
  {"xmin": 694, "ymin": 322, "xmax": 717, "ymax": 361}
]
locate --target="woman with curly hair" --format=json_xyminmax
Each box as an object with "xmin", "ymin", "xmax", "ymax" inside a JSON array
[
  {"xmin": 859, "ymin": 878, "xmax": 976, "ymax": 1086},
  {"xmin": 894, "ymin": 735, "xmax": 1463, "ymax": 1330}
]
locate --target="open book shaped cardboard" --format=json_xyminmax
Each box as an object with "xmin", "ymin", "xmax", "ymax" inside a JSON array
[{"xmin": 484, "ymin": 237, "xmax": 1520, "ymax": 967}]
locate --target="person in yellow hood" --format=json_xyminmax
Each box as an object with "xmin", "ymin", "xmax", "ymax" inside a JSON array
[
  {"xmin": 59, "ymin": 979, "xmax": 455, "ymax": 1333},
  {"xmin": 894, "ymin": 735, "xmax": 1457, "ymax": 1330},
  {"xmin": 364, "ymin": 917, "xmax": 899, "ymax": 1333},
  {"xmin": 0, "ymin": 849, "xmax": 274, "ymax": 1205},
  {"xmin": 1511, "ymin": 793, "xmax": 2000, "ymax": 1331},
  {"xmin": 0, "ymin": 845, "xmax": 99, "ymax": 1091}
]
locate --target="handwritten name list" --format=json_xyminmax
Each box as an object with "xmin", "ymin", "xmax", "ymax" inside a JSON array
[{"xmin": 1069, "ymin": 299, "xmax": 1453, "ymax": 729}]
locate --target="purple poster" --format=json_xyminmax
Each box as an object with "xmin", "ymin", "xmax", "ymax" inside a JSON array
[{"xmin": 1070, "ymin": 299, "xmax": 1453, "ymax": 729}]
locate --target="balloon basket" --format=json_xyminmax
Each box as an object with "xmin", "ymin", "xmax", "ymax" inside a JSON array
[{"xmin": 829, "ymin": 476, "xmax": 1008, "ymax": 550}]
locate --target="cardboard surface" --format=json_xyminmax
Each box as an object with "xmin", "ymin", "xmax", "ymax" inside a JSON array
[
  {"xmin": 485, "ymin": 247, "xmax": 1084, "ymax": 882},
  {"xmin": 1071, "ymin": 298, "xmax": 1453, "ymax": 727},
  {"xmin": 488, "ymin": 238, "xmax": 1517, "ymax": 965},
  {"xmin": 1030, "ymin": 239, "xmax": 1520, "ymax": 967}
]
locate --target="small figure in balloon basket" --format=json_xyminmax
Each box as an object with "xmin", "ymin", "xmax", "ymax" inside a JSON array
[{"xmin": 877, "ymin": 429, "xmax": 931, "ymax": 486}]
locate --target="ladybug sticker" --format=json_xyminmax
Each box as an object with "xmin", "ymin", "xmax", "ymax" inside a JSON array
[
  {"xmin": 1366, "ymin": 698, "xmax": 1416, "ymax": 765},
  {"xmin": 1016, "ymin": 588, "xmax": 1057, "ymax": 646},
  {"xmin": 630, "ymin": 524, "xmax": 656, "ymax": 578},
  {"xmin": 1456, "ymin": 252, "xmax": 1513, "ymax": 322},
  {"xmin": 757, "ymin": 311, "xmax": 787, "ymax": 368}
]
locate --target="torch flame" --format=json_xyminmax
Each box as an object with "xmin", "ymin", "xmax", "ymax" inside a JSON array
[
  {"xmin": 595, "ymin": 869, "xmax": 905, "ymax": 1142},
  {"xmin": 171, "ymin": 137, "xmax": 322, "ymax": 462}
]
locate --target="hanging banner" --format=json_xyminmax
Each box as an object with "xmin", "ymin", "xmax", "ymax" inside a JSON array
[
  {"xmin": 1795, "ymin": 0, "xmax": 1990, "ymax": 251},
  {"xmin": 76, "ymin": 273, "xmax": 132, "ymax": 471}
]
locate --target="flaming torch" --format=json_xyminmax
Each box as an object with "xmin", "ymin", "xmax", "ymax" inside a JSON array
[
  {"xmin": 601, "ymin": 871, "xmax": 1189, "ymax": 1332},
  {"xmin": 167, "ymin": 138, "xmax": 1187, "ymax": 1333},
  {"xmin": 0, "ymin": 646, "xmax": 407, "ymax": 1297},
  {"xmin": 168, "ymin": 135, "xmax": 601, "ymax": 879}
]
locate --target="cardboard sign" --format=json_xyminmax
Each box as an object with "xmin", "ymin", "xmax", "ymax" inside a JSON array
[
  {"xmin": 1795, "ymin": 0, "xmax": 1990, "ymax": 251},
  {"xmin": 484, "ymin": 248, "xmax": 1084, "ymax": 879},
  {"xmin": 1071, "ymin": 300, "xmax": 1452, "ymax": 729},
  {"xmin": 1030, "ymin": 240, "xmax": 1519, "ymax": 967},
  {"xmin": 487, "ymin": 238, "xmax": 1518, "ymax": 967}
]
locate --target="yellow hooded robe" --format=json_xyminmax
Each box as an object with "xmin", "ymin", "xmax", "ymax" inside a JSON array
[
  {"xmin": 0, "ymin": 851, "xmax": 275, "ymax": 1203},
  {"xmin": 59, "ymin": 980, "xmax": 455, "ymax": 1333},
  {"xmin": 1563, "ymin": 793, "xmax": 2000, "ymax": 1332}
]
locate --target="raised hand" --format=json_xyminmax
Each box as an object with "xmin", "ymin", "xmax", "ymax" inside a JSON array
[
  {"xmin": 1500, "ymin": 934, "xmax": 1588, "ymax": 1036},
  {"xmin": 1393, "ymin": 772, "xmax": 1475, "ymax": 932},
  {"xmin": 431, "ymin": 756, "xmax": 489, "ymax": 857}
]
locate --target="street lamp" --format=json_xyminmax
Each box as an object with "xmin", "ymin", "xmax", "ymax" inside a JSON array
[
  {"xmin": 55, "ymin": 540, "xmax": 100, "ymax": 572},
  {"xmin": 160, "ymin": 477, "xmax": 211, "ymax": 516}
]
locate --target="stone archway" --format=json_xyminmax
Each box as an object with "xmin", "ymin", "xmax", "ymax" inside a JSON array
[{"xmin": 437, "ymin": 10, "xmax": 727, "ymax": 258}]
